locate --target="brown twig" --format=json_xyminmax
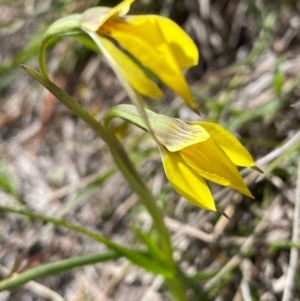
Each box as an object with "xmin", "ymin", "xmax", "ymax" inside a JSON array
[{"xmin": 282, "ymin": 158, "xmax": 300, "ymax": 301}]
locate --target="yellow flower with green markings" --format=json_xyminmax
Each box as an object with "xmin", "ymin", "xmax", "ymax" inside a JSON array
[
  {"xmin": 80, "ymin": 0, "xmax": 198, "ymax": 109},
  {"xmin": 106, "ymin": 105, "xmax": 256, "ymax": 211},
  {"xmin": 160, "ymin": 121, "xmax": 255, "ymax": 211}
]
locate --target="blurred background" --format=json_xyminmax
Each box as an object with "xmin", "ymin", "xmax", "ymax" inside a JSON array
[{"xmin": 1, "ymin": 0, "xmax": 300, "ymax": 300}]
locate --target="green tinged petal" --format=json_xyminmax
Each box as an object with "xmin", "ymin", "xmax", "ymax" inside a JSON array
[
  {"xmin": 80, "ymin": 0, "xmax": 134, "ymax": 32},
  {"xmin": 160, "ymin": 148, "xmax": 216, "ymax": 211},
  {"xmin": 80, "ymin": 7, "xmax": 113, "ymax": 32},
  {"xmin": 152, "ymin": 118, "xmax": 209, "ymax": 152},
  {"xmin": 105, "ymin": 105, "xmax": 209, "ymax": 151},
  {"xmin": 180, "ymin": 138, "xmax": 254, "ymax": 198}
]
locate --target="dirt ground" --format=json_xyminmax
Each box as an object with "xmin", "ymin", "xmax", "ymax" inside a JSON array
[{"xmin": 1, "ymin": 0, "xmax": 300, "ymax": 300}]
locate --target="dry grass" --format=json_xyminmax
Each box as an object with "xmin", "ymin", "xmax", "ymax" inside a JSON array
[{"xmin": 1, "ymin": 0, "xmax": 300, "ymax": 300}]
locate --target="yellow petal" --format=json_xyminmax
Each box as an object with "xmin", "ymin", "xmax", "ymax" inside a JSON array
[
  {"xmin": 87, "ymin": 33, "xmax": 163, "ymax": 98},
  {"xmin": 161, "ymin": 147, "xmax": 216, "ymax": 211},
  {"xmin": 147, "ymin": 16, "xmax": 198, "ymax": 68},
  {"xmin": 80, "ymin": 7, "xmax": 112, "ymax": 32},
  {"xmin": 111, "ymin": 0, "xmax": 135, "ymax": 17},
  {"xmin": 180, "ymin": 138, "xmax": 254, "ymax": 198},
  {"xmin": 193, "ymin": 122, "xmax": 255, "ymax": 167},
  {"xmin": 80, "ymin": 0, "xmax": 134, "ymax": 32},
  {"xmin": 102, "ymin": 16, "xmax": 196, "ymax": 108}
]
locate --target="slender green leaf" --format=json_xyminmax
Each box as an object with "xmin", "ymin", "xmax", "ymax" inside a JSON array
[
  {"xmin": 0, "ymin": 205, "xmax": 171, "ymax": 277},
  {"xmin": 129, "ymin": 225, "xmax": 166, "ymax": 263},
  {"xmin": 0, "ymin": 252, "xmax": 119, "ymax": 291}
]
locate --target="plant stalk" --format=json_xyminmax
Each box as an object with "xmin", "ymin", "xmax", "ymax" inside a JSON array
[
  {"xmin": 0, "ymin": 252, "xmax": 119, "ymax": 291},
  {"xmin": 22, "ymin": 66, "xmax": 187, "ymax": 301}
]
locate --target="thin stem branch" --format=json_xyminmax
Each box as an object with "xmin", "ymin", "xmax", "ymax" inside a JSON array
[
  {"xmin": 0, "ymin": 252, "xmax": 119, "ymax": 291},
  {"xmin": 38, "ymin": 14, "xmax": 82, "ymax": 79},
  {"xmin": 0, "ymin": 205, "xmax": 163, "ymax": 275}
]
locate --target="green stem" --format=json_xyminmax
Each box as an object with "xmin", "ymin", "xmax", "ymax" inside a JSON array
[
  {"xmin": 22, "ymin": 65, "xmax": 187, "ymax": 301},
  {"xmin": 38, "ymin": 36, "xmax": 51, "ymax": 80},
  {"xmin": 108, "ymin": 150, "xmax": 186, "ymax": 301},
  {"xmin": 0, "ymin": 205, "xmax": 170, "ymax": 277},
  {"xmin": 23, "ymin": 65, "xmax": 171, "ymax": 256},
  {"xmin": 38, "ymin": 14, "xmax": 82, "ymax": 79},
  {"xmin": 0, "ymin": 252, "xmax": 119, "ymax": 291}
]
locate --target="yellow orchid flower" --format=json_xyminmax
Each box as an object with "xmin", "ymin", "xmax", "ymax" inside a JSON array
[
  {"xmin": 160, "ymin": 122, "xmax": 255, "ymax": 211},
  {"xmin": 80, "ymin": 0, "xmax": 199, "ymax": 109},
  {"xmin": 106, "ymin": 105, "xmax": 256, "ymax": 211}
]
